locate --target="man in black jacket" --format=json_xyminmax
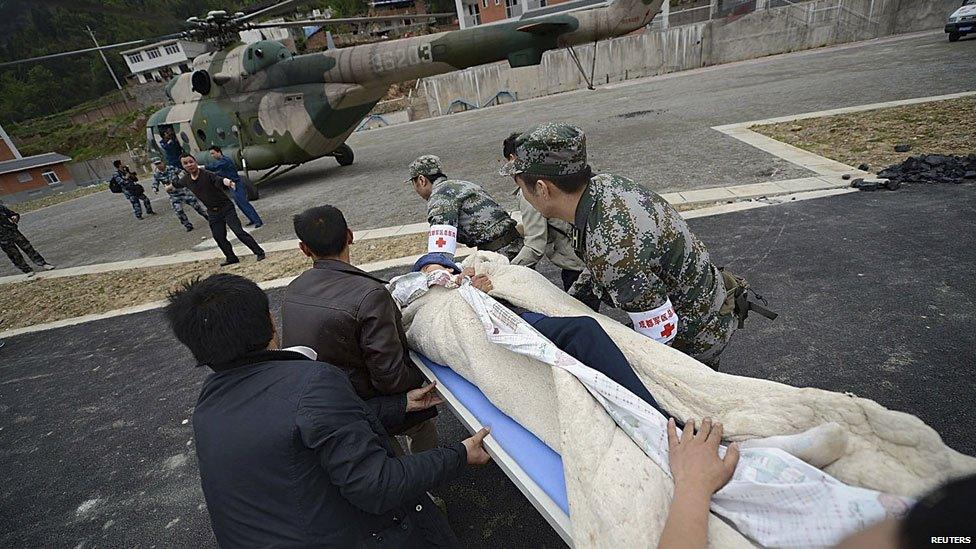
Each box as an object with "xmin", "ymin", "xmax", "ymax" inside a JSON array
[
  {"xmin": 282, "ymin": 205, "xmax": 438, "ymax": 454},
  {"xmin": 179, "ymin": 153, "xmax": 265, "ymax": 266},
  {"xmin": 167, "ymin": 273, "xmax": 491, "ymax": 547}
]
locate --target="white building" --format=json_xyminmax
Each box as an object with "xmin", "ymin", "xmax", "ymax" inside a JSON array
[{"xmin": 120, "ymin": 39, "xmax": 211, "ymax": 84}]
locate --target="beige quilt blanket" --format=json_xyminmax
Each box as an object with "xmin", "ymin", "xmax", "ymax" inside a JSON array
[{"xmin": 401, "ymin": 253, "xmax": 976, "ymax": 548}]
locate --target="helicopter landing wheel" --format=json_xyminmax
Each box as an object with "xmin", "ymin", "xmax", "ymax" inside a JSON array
[
  {"xmin": 244, "ymin": 177, "xmax": 259, "ymax": 201},
  {"xmin": 334, "ymin": 143, "xmax": 354, "ymax": 166},
  {"xmin": 240, "ymin": 157, "xmax": 259, "ymax": 200}
]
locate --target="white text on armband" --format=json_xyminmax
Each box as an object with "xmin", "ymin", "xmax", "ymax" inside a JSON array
[
  {"xmin": 427, "ymin": 224, "xmax": 458, "ymax": 254},
  {"xmin": 627, "ymin": 300, "xmax": 678, "ymax": 344}
]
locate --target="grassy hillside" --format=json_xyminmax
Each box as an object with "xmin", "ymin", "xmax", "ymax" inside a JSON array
[{"xmin": 10, "ymin": 103, "xmax": 158, "ymax": 161}]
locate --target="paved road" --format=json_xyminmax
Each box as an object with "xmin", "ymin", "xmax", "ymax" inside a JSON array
[
  {"xmin": 5, "ymin": 30, "xmax": 975, "ymax": 276},
  {"xmin": 3, "ymin": 183, "xmax": 974, "ymax": 547}
]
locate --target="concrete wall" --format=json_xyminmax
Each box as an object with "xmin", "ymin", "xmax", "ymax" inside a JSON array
[
  {"xmin": 66, "ymin": 153, "xmax": 144, "ymax": 187},
  {"xmin": 418, "ymin": 0, "xmax": 961, "ymax": 117}
]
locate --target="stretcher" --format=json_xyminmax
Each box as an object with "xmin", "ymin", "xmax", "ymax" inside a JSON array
[{"xmin": 410, "ymin": 352, "xmax": 574, "ymax": 547}]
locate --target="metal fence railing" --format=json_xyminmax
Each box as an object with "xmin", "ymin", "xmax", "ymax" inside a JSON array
[{"xmin": 648, "ymin": 0, "xmax": 879, "ymax": 33}]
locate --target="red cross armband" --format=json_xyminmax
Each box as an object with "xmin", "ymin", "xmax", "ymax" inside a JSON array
[
  {"xmin": 627, "ymin": 299, "xmax": 679, "ymax": 345},
  {"xmin": 427, "ymin": 224, "xmax": 458, "ymax": 254}
]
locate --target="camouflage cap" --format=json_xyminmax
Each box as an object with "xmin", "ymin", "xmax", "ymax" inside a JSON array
[
  {"xmin": 151, "ymin": 157, "xmax": 163, "ymax": 164},
  {"xmin": 499, "ymin": 123, "xmax": 587, "ymax": 178},
  {"xmin": 405, "ymin": 155, "xmax": 444, "ymax": 184}
]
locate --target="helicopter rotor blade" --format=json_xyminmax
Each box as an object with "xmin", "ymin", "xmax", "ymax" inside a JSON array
[
  {"xmin": 234, "ymin": 0, "xmax": 303, "ymax": 23},
  {"xmin": 245, "ymin": 13, "xmax": 457, "ymax": 29},
  {"xmin": 0, "ymin": 31, "xmax": 188, "ymax": 69}
]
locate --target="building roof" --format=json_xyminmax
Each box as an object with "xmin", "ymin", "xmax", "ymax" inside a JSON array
[
  {"xmin": 119, "ymin": 39, "xmax": 182, "ymax": 55},
  {"xmin": 0, "ymin": 152, "xmax": 72, "ymax": 175}
]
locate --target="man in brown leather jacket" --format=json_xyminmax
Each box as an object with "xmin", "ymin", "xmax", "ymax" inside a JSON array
[{"xmin": 281, "ymin": 205, "xmax": 438, "ymax": 453}]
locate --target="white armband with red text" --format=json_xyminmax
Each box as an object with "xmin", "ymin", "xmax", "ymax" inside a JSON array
[
  {"xmin": 427, "ymin": 224, "xmax": 458, "ymax": 254},
  {"xmin": 627, "ymin": 299, "xmax": 679, "ymax": 345}
]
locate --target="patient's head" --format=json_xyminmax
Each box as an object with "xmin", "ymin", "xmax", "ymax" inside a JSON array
[
  {"xmin": 413, "ymin": 252, "xmax": 461, "ymax": 274},
  {"xmin": 294, "ymin": 205, "xmax": 352, "ymax": 261},
  {"xmin": 166, "ymin": 273, "xmax": 275, "ymax": 369}
]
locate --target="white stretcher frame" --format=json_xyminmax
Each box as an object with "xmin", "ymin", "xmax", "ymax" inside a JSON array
[{"xmin": 410, "ymin": 351, "xmax": 575, "ymax": 547}]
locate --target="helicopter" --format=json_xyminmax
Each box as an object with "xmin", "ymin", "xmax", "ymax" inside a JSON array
[{"xmin": 2, "ymin": 0, "xmax": 664, "ymax": 198}]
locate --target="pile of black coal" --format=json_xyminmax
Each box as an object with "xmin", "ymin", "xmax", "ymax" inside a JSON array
[{"xmin": 877, "ymin": 154, "xmax": 976, "ymax": 186}]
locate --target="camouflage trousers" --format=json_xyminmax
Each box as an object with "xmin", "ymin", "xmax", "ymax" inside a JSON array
[
  {"xmin": 1, "ymin": 229, "xmax": 46, "ymax": 274},
  {"xmin": 671, "ymin": 271, "xmax": 745, "ymax": 369},
  {"xmin": 672, "ymin": 310, "xmax": 738, "ymax": 370},
  {"xmin": 123, "ymin": 191, "xmax": 154, "ymax": 219},
  {"xmin": 167, "ymin": 189, "xmax": 208, "ymax": 228}
]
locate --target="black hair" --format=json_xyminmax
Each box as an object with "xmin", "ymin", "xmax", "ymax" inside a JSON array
[
  {"xmin": 180, "ymin": 152, "xmax": 196, "ymax": 160},
  {"xmin": 293, "ymin": 205, "xmax": 349, "ymax": 257},
  {"xmin": 166, "ymin": 273, "xmax": 273, "ymax": 367},
  {"xmin": 519, "ymin": 165, "xmax": 593, "ymax": 194},
  {"xmin": 209, "ymin": 145, "xmax": 222, "ymax": 153},
  {"xmin": 112, "ymin": 159, "xmax": 122, "ymax": 168},
  {"xmin": 900, "ymin": 474, "xmax": 976, "ymax": 548},
  {"xmin": 502, "ymin": 132, "xmax": 521, "ymax": 159}
]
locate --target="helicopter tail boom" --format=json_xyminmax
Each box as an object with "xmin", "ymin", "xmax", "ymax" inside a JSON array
[{"xmin": 301, "ymin": 0, "xmax": 663, "ymax": 88}]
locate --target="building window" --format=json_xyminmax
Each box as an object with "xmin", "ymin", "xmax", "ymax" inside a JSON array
[
  {"xmin": 505, "ymin": 0, "xmax": 520, "ymax": 18},
  {"xmin": 127, "ymin": 52, "xmax": 143, "ymax": 63},
  {"xmin": 495, "ymin": 0, "xmax": 500, "ymax": 5},
  {"xmin": 146, "ymin": 49, "xmax": 161, "ymax": 60},
  {"xmin": 42, "ymin": 171, "xmax": 60, "ymax": 185},
  {"xmin": 164, "ymin": 44, "xmax": 180, "ymax": 55},
  {"xmin": 482, "ymin": 0, "xmax": 487, "ymax": 7},
  {"xmin": 16, "ymin": 172, "xmax": 32, "ymax": 183},
  {"xmin": 539, "ymin": 0, "xmax": 546, "ymax": 5}
]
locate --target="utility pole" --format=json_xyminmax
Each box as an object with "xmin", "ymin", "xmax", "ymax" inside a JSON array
[{"xmin": 86, "ymin": 25, "xmax": 126, "ymax": 95}]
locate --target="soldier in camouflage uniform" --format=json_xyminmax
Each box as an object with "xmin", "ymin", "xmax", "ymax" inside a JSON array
[
  {"xmin": 152, "ymin": 159, "xmax": 209, "ymax": 232},
  {"xmin": 501, "ymin": 123, "xmax": 769, "ymax": 368},
  {"xmin": 112, "ymin": 160, "xmax": 155, "ymax": 220},
  {"xmin": 0, "ymin": 203, "xmax": 55, "ymax": 277},
  {"xmin": 405, "ymin": 155, "xmax": 523, "ymax": 259}
]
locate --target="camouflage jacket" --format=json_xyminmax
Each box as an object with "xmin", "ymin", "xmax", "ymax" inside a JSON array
[
  {"xmin": 426, "ymin": 177, "xmax": 516, "ymax": 247},
  {"xmin": 571, "ymin": 173, "xmax": 725, "ymax": 332},
  {"xmin": 152, "ymin": 166, "xmax": 182, "ymax": 192}
]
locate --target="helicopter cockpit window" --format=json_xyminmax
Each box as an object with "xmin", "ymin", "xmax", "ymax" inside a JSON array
[
  {"xmin": 251, "ymin": 119, "xmax": 265, "ymax": 136},
  {"xmin": 254, "ymin": 48, "xmax": 264, "ymax": 58},
  {"xmin": 196, "ymin": 128, "xmax": 208, "ymax": 143},
  {"xmin": 191, "ymin": 70, "xmax": 212, "ymax": 96}
]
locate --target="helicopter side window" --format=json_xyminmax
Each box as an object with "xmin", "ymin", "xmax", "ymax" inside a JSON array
[
  {"xmin": 197, "ymin": 128, "xmax": 208, "ymax": 143},
  {"xmin": 191, "ymin": 70, "xmax": 212, "ymax": 96},
  {"xmin": 180, "ymin": 131, "xmax": 190, "ymax": 144},
  {"xmin": 251, "ymin": 119, "xmax": 265, "ymax": 136},
  {"xmin": 216, "ymin": 128, "xmax": 226, "ymax": 140}
]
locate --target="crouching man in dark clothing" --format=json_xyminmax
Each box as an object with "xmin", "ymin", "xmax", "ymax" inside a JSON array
[{"xmin": 166, "ymin": 273, "xmax": 491, "ymax": 548}]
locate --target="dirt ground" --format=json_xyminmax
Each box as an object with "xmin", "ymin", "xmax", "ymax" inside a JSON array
[
  {"xmin": 752, "ymin": 96, "xmax": 976, "ymax": 171},
  {"xmin": 0, "ymin": 233, "xmax": 426, "ymax": 331}
]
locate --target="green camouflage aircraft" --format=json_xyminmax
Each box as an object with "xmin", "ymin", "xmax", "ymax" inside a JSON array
[{"xmin": 3, "ymin": 0, "xmax": 663, "ymax": 195}]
